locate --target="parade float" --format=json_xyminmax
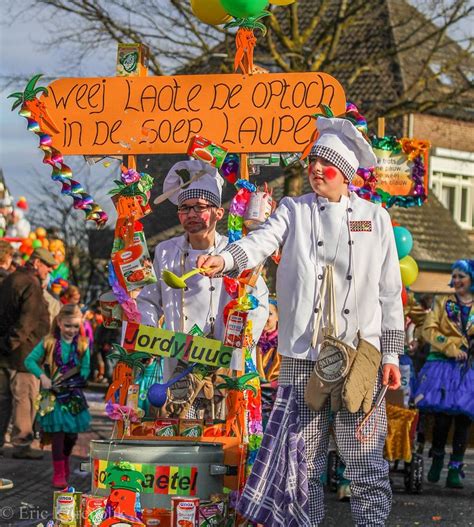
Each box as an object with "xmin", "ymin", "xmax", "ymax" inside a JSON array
[{"xmin": 7, "ymin": 0, "xmax": 430, "ymax": 525}]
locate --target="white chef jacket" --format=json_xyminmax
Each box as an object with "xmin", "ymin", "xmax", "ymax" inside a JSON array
[
  {"xmin": 221, "ymin": 192, "xmax": 404, "ymax": 366},
  {"xmin": 136, "ymin": 232, "xmax": 269, "ymax": 376}
]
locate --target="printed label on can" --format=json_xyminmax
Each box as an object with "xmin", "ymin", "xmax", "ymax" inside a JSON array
[{"xmin": 172, "ymin": 497, "xmax": 199, "ymax": 527}]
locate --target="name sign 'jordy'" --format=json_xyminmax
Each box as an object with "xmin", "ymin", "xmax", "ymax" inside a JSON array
[
  {"xmin": 123, "ymin": 323, "xmax": 234, "ymax": 368},
  {"xmin": 41, "ymin": 72, "xmax": 345, "ymax": 155}
]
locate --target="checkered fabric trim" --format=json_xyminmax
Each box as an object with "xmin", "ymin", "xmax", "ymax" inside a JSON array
[
  {"xmin": 381, "ymin": 330, "xmax": 405, "ymax": 356},
  {"xmin": 310, "ymin": 144, "xmax": 356, "ymax": 181},
  {"xmin": 279, "ymin": 357, "xmax": 392, "ymax": 526},
  {"xmin": 178, "ymin": 188, "xmax": 220, "ymax": 207},
  {"xmin": 225, "ymin": 243, "xmax": 249, "ymax": 274}
]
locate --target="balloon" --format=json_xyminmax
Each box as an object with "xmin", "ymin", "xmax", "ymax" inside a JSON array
[
  {"xmin": 270, "ymin": 0, "xmax": 295, "ymax": 4},
  {"xmin": 191, "ymin": 0, "xmax": 232, "ymax": 25},
  {"xmin": 400, "ymin": 255, "xmax": 419, "ymax": 287},
  {"xmin": 29, "ymin": 232, "xmax": 37, "ymax": 240},
  {"xmin": 401, "ymin": 286, "xmax": 408, "ymax": 306},
  {"xmin": 393, "ymin": 226, "xmax": 413, "ymax": 259},
  {"xmin": 220, "ymin": 0, "xmax": 268, "ymax": 18},
  {"xmin": 32, "ymin": 239, "xmax": 42, "ymax": 249},
  {"xmin": 36, "ymin": 227, "xmax": 47, "ymax": 238}
]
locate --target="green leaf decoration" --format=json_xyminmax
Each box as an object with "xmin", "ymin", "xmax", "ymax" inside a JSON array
[{"xmin": 8, "ymin": 74, "xmax": 48, "ymax": 111}]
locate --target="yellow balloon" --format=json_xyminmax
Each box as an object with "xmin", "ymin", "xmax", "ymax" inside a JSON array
[
  {"xmin": 270, "ymin": 0, "xmax": 296, "ymax": 5},
  {"xmin": 399, "ymin": 255, "xmax": 419, "ymax": 287},
  {"xmin": 191, "ymin": 0, "xmax": 232, "ymax": 25}
]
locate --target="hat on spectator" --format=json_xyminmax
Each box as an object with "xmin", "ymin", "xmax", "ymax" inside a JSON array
[{"xmin": 30, "ymin": 247, "xmax": 57, "ymax": 268}]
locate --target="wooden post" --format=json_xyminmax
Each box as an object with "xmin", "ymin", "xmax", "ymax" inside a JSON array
[
  {"xmin": 240, "ymin": 153, "xmax": 249, "ymax": 180},
  {"xmin": 116, "ymin": 43, "xmax": 149, "ymax": 171},
  {"xmin": 377, "ymin": 117, "xmax": 385, "ymax": 138}
]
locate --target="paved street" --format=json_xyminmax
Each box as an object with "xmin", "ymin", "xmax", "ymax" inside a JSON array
[{"xmin": 1, "ymin": 390, "xmax": 473, "ymax": 527}]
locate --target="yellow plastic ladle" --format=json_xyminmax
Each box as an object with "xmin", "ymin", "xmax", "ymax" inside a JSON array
[{"xmin": 162, "ymin": 268, "xmax": 210, "ymax": 289}]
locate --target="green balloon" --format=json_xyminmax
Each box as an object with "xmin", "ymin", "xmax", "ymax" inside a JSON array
[
  {"xmin": 220, "ymin": 0, "xmax": 268, "ymax": 18},
  {"xmin": 32, "ymin": 239, "xmax": 42, "ymax": 249}
]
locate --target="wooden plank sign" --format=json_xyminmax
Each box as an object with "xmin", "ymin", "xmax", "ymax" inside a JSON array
[{"xmin": 41, "ymin": 72, "xmax": 346, "ymax": 155}]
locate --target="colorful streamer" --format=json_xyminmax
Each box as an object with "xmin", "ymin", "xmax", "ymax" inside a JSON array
[
  {"xmin": 228, "ymin": 179, "xmax": 256, "ymax": 242},
  {"xmin": 9, "ymin": 75, "xmax": 107, "ymax": 226},
  {"xmin": 8, "ymin": 75, "xmax": 108, "ymax": 227}
]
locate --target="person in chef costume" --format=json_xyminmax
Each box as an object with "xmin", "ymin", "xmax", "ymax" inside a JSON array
[
  {"xmin": 137, "ymin": 159, "xmax": 269, "ymax": 399},
  {"xmin": 198, "ymin": 117, "xmax": 404, "ymax": 526}
]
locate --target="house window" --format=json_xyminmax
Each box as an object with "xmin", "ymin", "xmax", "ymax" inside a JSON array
[{"xmin": 430, "ymin": 148, "xmax": 474, "ymax": 230}]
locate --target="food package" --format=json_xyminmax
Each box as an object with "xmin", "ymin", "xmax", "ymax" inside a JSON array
[
  {"xmin": 179, "ymin": 418, "xmax": 204, "ymax": 438},
  {"xmin": 155, "ymin": 418, "xmax": 179, "ymax": 437},
  {"xmin": 112, "ymin": 234, "xmax": 157, "ymax": 292},
  {"xmin": 81, "ymin": 494, "xmax": 107, "ymax": 527},
  {"xmin": 187, "ymin": 135, "xmax": 228, "ymax": 169},
  {"xmin": 53, "ymin": 490, "xmax": 81, "ymax": 526}
]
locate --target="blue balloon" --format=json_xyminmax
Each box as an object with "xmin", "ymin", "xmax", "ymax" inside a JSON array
[{"xmin": 393, "ymin": 226, "xmax": 413, "ymax": 259}]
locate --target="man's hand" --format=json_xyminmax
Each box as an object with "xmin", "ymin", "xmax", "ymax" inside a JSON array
[
  {"xmin": 196, "ymin": 255, "xmax": 225, "ymax": 277},
  {"xmin": 382, "ymin": 364, "xmax": 401, "ymax": 390},
  {"xmin": 40, "ymin": 374, "xmax": 52, "ymax": 390}
]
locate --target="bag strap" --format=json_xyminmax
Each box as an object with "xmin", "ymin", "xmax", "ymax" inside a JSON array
[{"xmin": 311, "ymin": 264, "xmax": 338, "ymax": 347}]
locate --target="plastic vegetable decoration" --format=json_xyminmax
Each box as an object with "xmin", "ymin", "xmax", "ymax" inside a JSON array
[
  {"xmin": 105, "ymin": 344, "xmax": 149, "ymax": 407},
  {"xmin": 224, "ymin": 5, "xmax": 270, "ymax": 74},
  {"xmin": 8, "ymin": 75, "xmax": 108, "ymax": 226},
  {"xmin": 217, "ymin": 372, "xmax": 259, "ymax": 439}
]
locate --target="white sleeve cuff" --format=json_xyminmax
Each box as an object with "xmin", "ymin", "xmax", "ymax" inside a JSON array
[
  {"xmin": 221, "ymin": 251, "xmax": 236, "ymax": 273},
  {"xmin": 382, "ymin": 354, "xmax": 399, "ymax": 367}
]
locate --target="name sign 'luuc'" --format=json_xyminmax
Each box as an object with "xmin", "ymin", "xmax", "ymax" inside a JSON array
[{"xmin": 42, "ymin": 72, "xmax": 346, "ymax": 155}]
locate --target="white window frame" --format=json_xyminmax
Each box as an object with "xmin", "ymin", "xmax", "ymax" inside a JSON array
[{"xmin": 429, "ymin": 148, "xmax": 474, "ymax": 230}]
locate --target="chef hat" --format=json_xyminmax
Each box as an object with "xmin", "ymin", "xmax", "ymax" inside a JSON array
[
  {"xmin": 310, "ymin": 116, "xmax": 376, "ymax": 181},
  {"xmin": 162, "ymin": 159, "xmax": 224, "ymax": 207}
]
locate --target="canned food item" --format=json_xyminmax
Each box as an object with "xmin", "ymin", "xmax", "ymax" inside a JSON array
[
  {"xmin": 244, "ymin": 191, "xmax": 273, "ymax": 230},
  {"xmin": 53, "ymin": 490, "xmax": 81, "ymax": 526},
  {"xmin": 223, "ymin": 311, "xmax": 248, "ymax": 349},
  {"xmin": 171, "ymin": 497, "xmax": 199, "ymax": 527}
]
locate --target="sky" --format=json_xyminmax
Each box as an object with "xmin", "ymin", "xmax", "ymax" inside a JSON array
[{"xmin": 0, "ymin": 5, "xmax": 118, "ymax": 218}]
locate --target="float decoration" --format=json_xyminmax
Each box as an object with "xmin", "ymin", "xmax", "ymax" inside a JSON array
[
  {"xmin": 352, "ymin": 135, "xmax": 430, "ymax": 208},
  {"xmin": 8, "ymin": 75, "xmax": 108, "ymax": 226},
  {"xmin": 225, "ymin": 12, "xmax": 270, "ymax": 75},
  {"xmin": 102, "ymin": 462, "xmax": 145, "ymax": 527}
]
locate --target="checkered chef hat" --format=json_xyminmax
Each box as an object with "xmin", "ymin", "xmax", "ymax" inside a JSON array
[
  {"xmin": 161, "ymin": 159, "xmax": 224, "ymax": 207},
  {"xmin": 310, "ymin": 116, "xmax": 377, "ymax": 181}
]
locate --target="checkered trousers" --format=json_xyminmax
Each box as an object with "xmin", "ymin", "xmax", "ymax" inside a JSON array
[{"xmin": 279, "ymin": 356, "xmax": 391, "ymax": 527}]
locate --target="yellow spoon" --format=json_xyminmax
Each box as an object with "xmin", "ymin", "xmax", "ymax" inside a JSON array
[{"xmin": 162, "ymin": 268, "xmax": 211, "ymax": 289}]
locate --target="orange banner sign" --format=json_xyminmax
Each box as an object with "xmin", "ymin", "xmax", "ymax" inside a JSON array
[{"xmin": 41, "ymin": 72, "xmax": 346, "ymax": 155}]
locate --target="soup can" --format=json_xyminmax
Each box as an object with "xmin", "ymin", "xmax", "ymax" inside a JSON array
[
  {"xmin": 99, "ymin": 291, "xmax": 123, "ymax": 328},
  {"xmin": 171, "ymin": 496, "xmax": 199, "ymax": 527}
]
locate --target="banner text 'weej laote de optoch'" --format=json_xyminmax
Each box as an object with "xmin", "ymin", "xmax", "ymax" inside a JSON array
[{"xmin": 41, "ymin": 72, "xmax": 346, "ymax": 155}]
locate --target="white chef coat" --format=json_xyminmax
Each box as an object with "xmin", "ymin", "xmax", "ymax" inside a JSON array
[
  {"xmin": 137, "ymin": 232, "xmax": 269, "ymax": 377},
  {"xmin": 221, "ymin": 192, "xmax": 404, "ymax": 366}
]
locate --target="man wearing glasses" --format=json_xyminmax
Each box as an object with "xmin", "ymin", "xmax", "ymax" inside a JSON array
[{"xmin": 137, "ymin": 159, "xmax": 269, "ymax": 391}]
